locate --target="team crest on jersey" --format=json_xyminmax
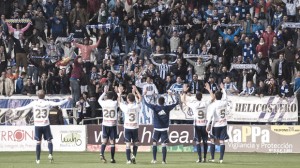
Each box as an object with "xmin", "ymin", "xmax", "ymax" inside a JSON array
[{"xmin": 158, "ymin": 110, "xmax": 166, "ymax": 116}]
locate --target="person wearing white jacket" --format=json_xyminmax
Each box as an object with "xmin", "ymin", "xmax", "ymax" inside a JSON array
[{"xmin": 282, "ymin": 0, "xmax": 300, "ymax": 21}]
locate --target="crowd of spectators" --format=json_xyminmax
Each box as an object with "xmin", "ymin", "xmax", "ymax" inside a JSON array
[{"xmin": 1, "ymin": 0, "xmax": 300, "ymax": 120}]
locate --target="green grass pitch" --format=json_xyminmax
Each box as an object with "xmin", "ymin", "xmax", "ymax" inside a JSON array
[{"xmin": 0, "ymin": 152, "xmax": 299, "ymax": 168}]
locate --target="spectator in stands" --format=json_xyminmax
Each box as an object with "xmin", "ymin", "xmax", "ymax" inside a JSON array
[
  {"xmin": 254, "ymin": 51, "xmax": 271, "ymax": 84},
  {"xmin": 71, "ymin": 19, "xmax": 89, "ymax": 39},
  {"xmin": 89, "ymin": 3, "xmax": 108, "ymax": 24},
  {"xmin": 50, "ymin": 10, "xmax": 66, "ymax": 40},
  {"xmin": 73, "ymin": 37, "xmax": 101, "ymax": 73},
  {"xmin": 32, "ymin": 11, "xmax": 47, "ymax": 40},
  {"xmin": 27, "ymin": 28, "xmax": 41, "ymax": 46},
  {"xmin": 275, "ymin": 54, "xmax": 290, "ymax": 84},
  {"xmin": 37, "ymin": 72, "xmax": 50, "ymax": 94},
  {"xmin": 255, "ymin": 80, "xmax": 267, "ymax": 97},
  {"xmin": 49, "ymin": 106, "xmax": 64, "ymax": 125},
  {"xmin": 266, "ymin": 77, "xmax": 278, "ymax": 96},
  {"xmin": 16, "ymin": 72, "xmax": 26, "ymax": 94},
  {"xmin": 75, "ymin": 96, "xmax": 89, "ymax": 124},
  {"xmin": 6, "ymin": 21, "xmax": 31, "ymax": 39},
  {"xmin": 70, "ymin": 56, "xmax": 84, "ymax": 107},
  {"xmin": 239, "ymin": 81, "xmax": 255, "ymax": 96},
  {"xmin": 169, "ymin": 76, "xmax": 183, "ymax": 94},
  {"xmin": 69, "ymin": 2, "xmax": 88, "ymax": 28},
  {"xmin": 186, "ymin": 57, "xmax": 211, "ymax": 81},
  {"xmin": 171, "ymin": 57, "xmax": 186, "ymax": 81},
  {"xmin": 272, "ymin": 5, "xmax": 283, "ymax": 30},
  {"xmin": 0, "ymin": 45, "xmax": 8, "ymax": 73},
  {"xmin": 5, "ymin": 68, "xmax": 17, "ymax": 82},
  {"xmin": 107, "ymin": 10, "xmax": 123, "ymax": 53},
  {"xmin": 284, "ymin": 40, "xmax": 297, "ymax": 80},
  {"xmin": 269, "ymin": 36, "xmax": 284, "ymax": 74},
  {"xmin": 208, "ymin": 75, "xmax": 219, "ymax": 93},
  {"xmin": 123, "ymin": 18, "xmax": 136, "ymax": 55},
  {"xmin": 22, "ymin": 78, "xmax": 37, "ymax": 96},
  {"xmin": 217, "ymin": 25, "xmax": 241, "ymax": 43},
  {"xmin": 224, "ymin": 76, "xmax": 239, "ymax": 95},
  {"xmin": 38, "ymin": 37, "xmax": 60, "ymax": 58},
  {"xmin": 294, "ymin": 71, "xmax": 300, "ymax": 93},
  {"xmin": 29, "ymin": 58, "xmax": 55, "ymax": 78},
  {"xmin": 279, "ymin": 79, "xmax": 291, "ymax": 98},
  {"xmin": 256, "ymin": 37, "xmax": 268, "ymax": 58},
  {"xmin": 58, "ymin": 69, "xmax": 70, "ymax": 94},
  {"xmin": 0, "ymin": 71, "xmax": 14, "ymax": 96},
  {"xmin": 11, "ymin": 32, "xmax": 29, "ymax": 74},
  {"xmin": 262, "ymin": 25, "xmax": 276, "ymax": 49},
  {"xmin": 189, "ymin": 74, "xmax": 203, "ymax": 94}
]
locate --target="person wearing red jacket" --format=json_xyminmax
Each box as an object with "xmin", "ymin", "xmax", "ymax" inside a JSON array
[
  {"xmin": 70, "ymin": 56, "xmax": 84, "ymax": 107},
  {"xmin": 262, "ymin": 25, "xmax": 276, "ymax": 49},
  {"xmin": 256, "ymin": 37, "xmax": 268, "ymax": 58},
  {"xmin": 73, "ymin": 37, "xmax": 100, "ymax": 73}
]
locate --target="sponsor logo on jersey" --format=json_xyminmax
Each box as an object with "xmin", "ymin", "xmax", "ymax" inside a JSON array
[{"xmin": 158, "ymin": 110, "xmax": 166, "ymax": 116}]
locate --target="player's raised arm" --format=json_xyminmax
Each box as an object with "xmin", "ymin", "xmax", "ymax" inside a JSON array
[
  {"xmin": 135, "ymin": 77, "xmax": 145, "ymax": 89},
  {"xmin": 220, "ymin": 83, "xmax": 227, "ymax": 100},
  {"xmin": 117, "ymin": 85, "xmax": 125, "ymax": 106},
  {"xmin": 143, "ymin": 94, "xmax": 155, "ymax": 109},
  {"xmin": 205, "ymin": 83, "xmax": 215, "ymax": 102},
  {"xmin": 132, "ymin": 85, "xmax": 142, "ymax": 103},
  {"xmin": 166, "ymin": 92, "xmax": 179, "ymax": 111},
  {"xmin": 98, "ymin": 85, "xmax": 109, "ymax": 107},
  {"xmin": 14, "ymin": 101, "xmax": 34, "ymax": 111},
  {"xmin": 117, "ymin": 86, "xmax": 126, "ymax": 112},
  {"xmin": 206, "ymin": 106, "xmax": 213, "ymax": 133},
  {"xmin": 181, "ymin": 84, "xmax": 190, "ymax": 105}
]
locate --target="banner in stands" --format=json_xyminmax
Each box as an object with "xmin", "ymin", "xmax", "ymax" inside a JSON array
[
  {"xmin": 226, "ymin": 96, "xmax": 298, "ymax": 122},
  {"xmin": 169, "ymin": 95, "xmax": 298, "ymax": 123},
  {"xmin": 86, "ymin": 125, "xmax": 300, "ymax": 153},
  {"xmin": 0, "ymin": 96, "xmax": 72, "ymax": 125},
  {"xmin": 0, "ymin": 95, "xmax": 298, "ymax": 124},
  {"xmin": 0, "ymin": 125, "xmax": 86, "ymax": 151}
]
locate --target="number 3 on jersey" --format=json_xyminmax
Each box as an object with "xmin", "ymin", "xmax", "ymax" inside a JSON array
[{"xmin": 129, "ymin": 113, "xmax": 136, "ymax": 122}]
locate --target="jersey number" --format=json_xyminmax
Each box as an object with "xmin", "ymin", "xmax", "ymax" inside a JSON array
[
  {"xmin": 197, "ymin": 110, "xmax": 204, "ymax": 119},
  {"xmin": 219, "ymin": 109, "xmax": 226, "ymax": 119},
  {"xmin": 103, "ymin": 110, "xmax": 116, "ymax": 118},
  {"xmin": 146, "ymin": 86, "xmax": 153, "ymax": 91},
  {"xmin": 35, "ymin": 109, "xmax": 47, "ymax": 119},
  {"xmin": 129, "ymin": 113, "xmax": 136, "ymax": 122}
]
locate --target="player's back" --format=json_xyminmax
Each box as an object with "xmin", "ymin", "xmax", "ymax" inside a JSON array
[
  {"xmin": 187, "ymin": 100, "xmax": 209, "ymax": 126},
  {"xmin": 150, "ymin": 104, "xmax": 176, "ymax": 130},
  {"xmin": 32, "ymin": 100, "xmax": 52, "ymax": 126},
  {"xmin": 120, "ymin": 102, "xmax": 140, "ymax": 129},
  {"xmin": 101, "ymin": 99, "xmax": 118, "ymax": 126},
  {"xmin": 208, "ymin": 100, "xmax": 227, "ymax": 127}
]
